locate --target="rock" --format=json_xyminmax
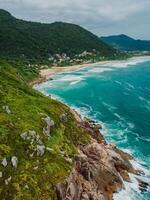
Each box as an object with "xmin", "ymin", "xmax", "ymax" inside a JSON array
[
  {"xmin": 11, "ymin": 156, "xmax": 18, "ymax": 168},
  {"xmin": 25, "ymin": 184, "xmax": 29, "ymax": 189},
  {"xmin": 43, "ymin": 116, "xmax": 54, "ymax": 136},
  {"xmin": 33, "ymin": 166, "xmax": 38, "ymax": 170},
  {"xmin": 59, "ymin": 113, "xmax": 68, "ymax": 122},
  {"xmin": 137, "ymin": 178, "xmax": 149, "ymax": 193},
  {"xmin": 36, "ymin": 145, "xmax": 45, "ymax": 156},
  {"xmin": 46, "ymin": 147, "xmax": 54, "ymax": 152},
  {"xmin": 28, "ymin": 130, "xmax": 36, "ymax": 137},
  {"xmin": 0, "ymin": 172, "xmax": 2, "ymax": 178},
  {"xmin": 20, "ymin": 132, "xmax": 28, "ymax": 140},
  {"xmin": 5, "ymin": 176, "xmax": 12, "ymax": 185},
  {"xmin": 1, "ymin": 158, "xmax": 7, "ymax": 167},
  {"xmin": 56, "ymin": 183, "xmax": 64, "ymax": 200},
  {"xmin": 64, "ymin": 157, "xmax": 72, "ymax": 164},
  {"xmin": 2, "ymin": 105, "xmax": 11, "ymax": 114},
  {"xmin": 119, "ymin": 170, "xmax": 130, "ymax": 182},
  {"xmin": 56, "ymin": 140, "xmax": 137, "ymax": 200}
]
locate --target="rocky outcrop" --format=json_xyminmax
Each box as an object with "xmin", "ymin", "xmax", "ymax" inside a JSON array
[
  {"xmin": 11, "ymin": 156, "xmax": 18, "ymax": 168},
  {"xmin": 55, "ymin": 116, "xmax": 144, "ymax": 200},
  {"xmin": 137, "ymin": 178, "xmax": 150, "ymax": 193},
  {"xmin": 59, "ymin": 113, "xmax": 68, "ymax": 122},
  {"xmin": 2, "ymin": 105, "xmax": 11, "ymax": 114},
  {"xmin": 42, "ymin": 116, "xmax": 55, "ymax": 136},
  {"xmin": 1, "ymin": 158, "xmax": 8, "ymax": 167}
]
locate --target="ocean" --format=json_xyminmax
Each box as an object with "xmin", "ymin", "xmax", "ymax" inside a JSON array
[{"xmin": 36, "ymin": 56, "xmax": 150, "ymax": 200}]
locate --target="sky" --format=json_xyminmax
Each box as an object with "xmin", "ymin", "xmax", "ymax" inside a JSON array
[{"xmin": 0, "ymin": 0, "xmax": 150, "ymax": 39}]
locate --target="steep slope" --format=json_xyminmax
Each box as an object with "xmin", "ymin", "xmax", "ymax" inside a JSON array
[
  {"xmin": 101, "ymin": 34, "xmax": 150, "ymax": 51},
  {"xmin": 0, "ymin": 9, "xmax": 118, "ymax": 61},
  {"xmin": 0, "ymin": 59, "xmax": 90, "ymax": 199}
]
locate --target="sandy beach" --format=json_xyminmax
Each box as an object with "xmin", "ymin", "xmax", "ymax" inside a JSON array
[
  {"xmin": 32, "ymin": 55, "xmax": 150, "ymax": 85},
  {"xmin": 40, "ymin": 60, "xmax": 112, "ymax": 80}
]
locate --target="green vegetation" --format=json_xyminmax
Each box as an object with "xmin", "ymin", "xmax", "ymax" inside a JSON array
[
  {"xmin": 101, "ymin": 34, "xmax": 150, "ymax": 52},
  {"xmin": 0, "ymin": 59, "xmax": 90, "ymax": 199},
  {"xmin": 0, "ymin": 9, "xmax": 126, "ymax": 66}
]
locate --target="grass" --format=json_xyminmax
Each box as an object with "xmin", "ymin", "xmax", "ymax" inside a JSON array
[{"xmin": 0, "ymin": 59, "xmax": 90, "ymax": 199}]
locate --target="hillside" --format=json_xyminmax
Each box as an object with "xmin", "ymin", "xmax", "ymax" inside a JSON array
[
  {"xmin": 101, "ymin": 34, "xmax": 150, "ymax": 52},
  {"xmin": 0, "ymin": 58, "xmax": 91, "ymax": 199},
  {"xmin": 0, "ymin": 59, "xmax": 143, "ymax": 200},
  {"xmin": 0, "ymin": 9, "xmax": 122, "ymax": 64}
]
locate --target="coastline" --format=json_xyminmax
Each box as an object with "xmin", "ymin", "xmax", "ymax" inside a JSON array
[
  {"xmin": 34, "ymin": 55, "xmax": 150, "ymax": 199},
  {"xmin": 32, "ymin": 55, "xmax": 150, "ymax": 85},
  {"xmin": 32, "ymin": 60, "xmax": 113, "ymax": 85}
]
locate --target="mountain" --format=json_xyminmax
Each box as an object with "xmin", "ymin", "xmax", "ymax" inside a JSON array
[
  {"xmin": 101, "ymin": 34, "xmax": 150, "ymax": 52},
  {"xmin": 0, "ymin": 9, "xmax": 120, "ymax": 62}
]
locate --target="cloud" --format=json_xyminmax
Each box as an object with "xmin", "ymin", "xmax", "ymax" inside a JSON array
[{"xmin": 1, "ymin": 0, "xmax": 150, "ymax": 39}]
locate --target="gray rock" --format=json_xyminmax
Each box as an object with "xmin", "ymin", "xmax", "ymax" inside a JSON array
[
  {"xmin": 43, "ymin": 116, "xmax": 54, "ymax": 136},
  {"xmin": 0, "ymin": 172, "xmax": 2, "ymax": 178},
  {"xmin": 1, "ymin": 158, "xmax": 7, "ymax": 167},
  {"xmin": 20, "ymin": 132, "xmax": 28, "ymax": 140},
  {"xmin": 33, "ymin": 166, "xmax": 38, "ymax": 170},
  {"xmin": 2, "ymin": 105, "xmax": 11, "ymax": 114},
  {"xmin": 28, "ymin": 130, "xmax": 36, "ymax": 137},
  {"xmin": 11, "ymin": 156, "xmax": 18, "ymax": 168},
  {"xmin": 59, "ymin": 113, "xmax": 68, "ymax": 122},
  {"xmin": 36, "ymin": 145, "xmax": 45, "ymax": 156},
  {"xmin": 5, "ymin": 176, "xmax": 12, "ymax": 185}
]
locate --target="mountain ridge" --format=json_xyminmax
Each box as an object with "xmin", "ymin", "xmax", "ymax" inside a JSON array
[
  {"xmin": 0, "ymin": 9, "xmax": 122, "ymax": 64},
  {"xmin": 101, "ymin": 34, "xmax": 150, "ymax": 52}
]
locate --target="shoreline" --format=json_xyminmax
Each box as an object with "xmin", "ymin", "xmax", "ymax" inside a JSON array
[
  {"xmin": 33, "ymin": 56, "xmax": 150, "ymax": 199},
  {"xmin": 32, "ymin": 55, "xmax": 150, "ymax": 85},
  {"xmin": 32, "ymin": 60, "xmax": 113, "ymax": 85}
]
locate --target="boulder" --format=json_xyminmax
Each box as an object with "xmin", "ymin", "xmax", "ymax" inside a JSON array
[
  {"xmin": 20, "ymin": 132, "xmax": 28, "ymax": 140},
  {"xmin": 137, "ymin": 178, "xmax": 149, "ymax": 193},
  {"xmin": 36, "ymin": 145, "xmax": 45, "ymax": 156},
  {"xmin": 11, "ymin": 156, "xmax": 18, "ymax": 168},
  {"xmin": 43, "ymin": 116, "xmax": 54, "ymax": 136},
  {"xmin": 59, "ymin": 113, "xmax": 68, "ymax": 122},
  {"xmin": 2, "ymin": 105, "xmax": 11, "ymax": 114},
  {"xmin": 1, "ymin": 158, "xmax": 7, "ymax": 167},
  {"xmin": 5, "ymin": 176, "xmax": 12, "ymax": 185}
]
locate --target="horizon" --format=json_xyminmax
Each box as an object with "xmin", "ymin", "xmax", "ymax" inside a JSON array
[{"xmin": 0, "ymin": 0, "xmax": 150, "ymax": 40}]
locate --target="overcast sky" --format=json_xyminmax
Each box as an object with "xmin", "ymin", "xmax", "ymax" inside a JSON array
[{"xmin": 1, "ymin": 0, "xmax": 150, "ymax": 39}]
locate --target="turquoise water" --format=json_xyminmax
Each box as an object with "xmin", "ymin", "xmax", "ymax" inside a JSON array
[{"xmin": 36, "ymin": 57, "xmax": 150, "ymax": 200}]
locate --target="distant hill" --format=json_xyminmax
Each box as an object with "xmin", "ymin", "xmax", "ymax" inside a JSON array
[
  {"xmin": 101, "ymin": 34, "xmax": 150, "ymax": 52},
  {"xmin": 0, "ymin": 9, "xmax": 120, "ymax": 62}
]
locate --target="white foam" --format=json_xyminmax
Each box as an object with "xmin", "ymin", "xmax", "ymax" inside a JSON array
[
  {"xmin": 101, "ymin": 56, "xmax": 150, "ymax": 69},
  {"xmin": 88, "ymin": 67, "xmax": 112, "ymax": 73},
  {"xmin": 59, "ymin": 75, "xmax": 84, "ymax": 82}
]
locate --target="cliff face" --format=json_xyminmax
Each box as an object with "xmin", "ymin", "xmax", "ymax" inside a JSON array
[{"xmin": 56, "ymin": 117, "xmax": 140, "ymax": 200}]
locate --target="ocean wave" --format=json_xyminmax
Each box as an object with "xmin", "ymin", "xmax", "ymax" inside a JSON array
[
  {"xmin": 115, "ymin": 80, "xmax": 122, "ymax": 85},
  {"xmin": 126, "ymin": 82, "xmax": 135, "ymax": 89},
  {"xmin": 102, "ymin": 102, "xmax": 117, "ymax": 112},
  {"xmin": 101, "ymin": 56, "xmax": 150, "ymax": 69},
  {"xmin": 88, "ymin": 67, "xmax": 113, "ymax": 73},
  {"xmin": 58, "ymin": 75, "xmax": 84, "ymax": 82}
]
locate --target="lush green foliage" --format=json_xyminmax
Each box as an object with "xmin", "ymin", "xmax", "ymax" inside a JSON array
[
  {"xmin": 0, "ymin": 59, "xmax": 90, "ymax": 199},
  {"xmin": 0, "ymin": 9, "xmax": 119, "ymax": 61},
  {"xmin": 101, "ymin": 34, "xmax": 150, "ymax": 52}
]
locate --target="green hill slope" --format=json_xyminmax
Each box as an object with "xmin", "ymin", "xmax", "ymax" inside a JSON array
[
  {"xmin": 0, "ymin": 9, "xmax": 121, "ymax": 63},
  {"xmin": 0, "ymin": 59, "xmax": 90, "ymax": 199},
  {"xmin": 101, "ymin": 34, "xmax": 150, "ymax": 52}
]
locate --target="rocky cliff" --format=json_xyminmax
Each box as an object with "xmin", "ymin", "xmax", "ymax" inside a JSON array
[{"xmin": 56, "ymin": 115, "xmax": 147, "ymax": 200}]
